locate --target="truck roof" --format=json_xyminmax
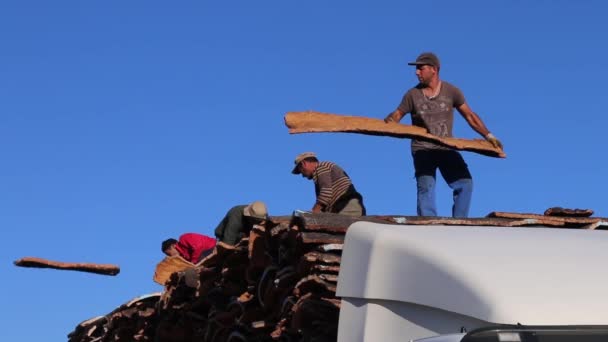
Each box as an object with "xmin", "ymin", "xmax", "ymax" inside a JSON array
[{"xmin": 337, "ymin": 223, "xmax": 608, "ymax": 325}]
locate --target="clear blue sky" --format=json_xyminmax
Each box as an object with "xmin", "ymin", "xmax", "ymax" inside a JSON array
[{"xmin": 2, "ymin": 1, "xmax": 606, "ymax": 340}]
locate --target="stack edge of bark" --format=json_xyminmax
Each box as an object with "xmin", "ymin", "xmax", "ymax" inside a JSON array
[{"xmin": 68, "ymin": 212, "xmax": 387, "ymax": 342}]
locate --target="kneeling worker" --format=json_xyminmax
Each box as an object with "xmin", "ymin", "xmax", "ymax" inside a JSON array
[
  {"xmin": 291, "ymin": 152, "xmax": 366, "ymax": 216},
  {"xmin": 161, "ymin": 233, "xmax": 216, "ymax": 263}
]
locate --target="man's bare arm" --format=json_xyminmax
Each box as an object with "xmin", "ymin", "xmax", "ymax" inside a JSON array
[
  {"xmin": 456, "ymin": 103, "xmax": 503, "ymax": 149},
  {"xmin": 311, "ymin": 203, "xmax": 324, "ymax": 213},
  {"xmin": 384, "ymin": 109, "xmax": 406, "ymax": 123}
]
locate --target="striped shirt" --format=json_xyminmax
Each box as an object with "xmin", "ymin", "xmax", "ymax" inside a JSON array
[{"xmin": 313, "ymin": 161, "xmax": 353, "ymax": 212}]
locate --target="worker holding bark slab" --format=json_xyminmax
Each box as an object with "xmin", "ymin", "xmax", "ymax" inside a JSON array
[
  {"xmin": 384, "ymin": 52, "xmax": 503, "ymax": 218},
  {"xmin": 292, "ymin": 152, "xmax": 366, "ymax": 216}
]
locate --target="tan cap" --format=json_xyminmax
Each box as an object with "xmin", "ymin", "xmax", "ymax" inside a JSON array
[
  {"xmin": 243, "ymin": 201, "xmax": 268, "ymax": 220},
  {"xmin": 291, "ymin": 152, "xmax": 317, "ymax": 174},
  {"xmin": 408, "ymin": 52, "xmax": 440, "ymax": 69}
]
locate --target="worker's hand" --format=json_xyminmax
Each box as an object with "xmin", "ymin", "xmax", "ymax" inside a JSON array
[
  {"xmin": 252, "ymin": 224, "xmax": 266, "ymax": 232},
  {"xmin": 312, "ymin": 203, "xmax": 323, "ymax": 213},
  {"xmin": 485, "ymin": 133, "xmax": 503, "ymax": 150},
  {"xmin": 384, "ymin": 116, "xmax": 395, "ymax": 123}
]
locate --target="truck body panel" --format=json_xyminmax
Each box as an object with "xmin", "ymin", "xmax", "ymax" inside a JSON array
[{"xmin": 336, "ymin": 223, "xmax": 608, "ymax": 341}]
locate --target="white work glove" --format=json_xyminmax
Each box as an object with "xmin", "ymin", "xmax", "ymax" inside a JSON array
[{"xmin": 485, "ymin": 133, "xmax": 503, "ymax": 150}]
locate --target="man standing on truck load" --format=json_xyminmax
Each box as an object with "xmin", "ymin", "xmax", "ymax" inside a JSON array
[
  {"xmin": 291, "ymin": 152, "xmax": 366, "ymax": 216},
  {"xmin": 384, "ymin": 52, "xmax": 503, "ymax": 218},
  {"xmin": 214, "ymin": 201, "xmax": 268, "ymax": 245}
]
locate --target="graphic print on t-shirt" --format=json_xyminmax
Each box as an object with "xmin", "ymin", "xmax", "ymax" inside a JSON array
[
  {"xmin": 410, "ymin": 92, "xmax": 454, "ymax": 151},
  {"xmin": 417, "ymin": 100, "xmax": 451, "ymax": 137}
]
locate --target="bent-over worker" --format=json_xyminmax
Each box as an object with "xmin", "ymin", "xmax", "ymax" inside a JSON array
[
  {"xmin": 292, "ymin": 152, "xmax": 365, "ymax": 216},
  {"xmin": 214, "ymin": 201, "xmax": 268, "ymax": 245},
  {"xmin": 161, "ymin": 233, "xmax": 216, "ymax": 263}
]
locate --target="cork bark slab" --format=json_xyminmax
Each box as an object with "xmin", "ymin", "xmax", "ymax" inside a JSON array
[
  {"xmin": 544, "ymin": 207, "xmax": 594, "ymax": 217},
  {"xmin": 487, "ymin": 211, "xmax": 607, "ymax": 227},
  {"xmin": 285, "ymin": 111, "xmax": 506, "ymax": 158},
  {"xmin": 153, "ymin": 255, "xmax": 194, "ymax": 285},
  {"xmin": 14, "ymin": 256, "xmax": 120, "ymax": 276}
]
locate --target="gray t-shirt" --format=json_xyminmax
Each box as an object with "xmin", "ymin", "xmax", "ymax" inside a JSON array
[{"xmin": 398, "ymin": 81, "xmax": 465, "ymax": 151}]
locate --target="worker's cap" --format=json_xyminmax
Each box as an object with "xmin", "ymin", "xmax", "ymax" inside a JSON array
[
  {"xmin": 243, "ymin": 201, "xmax": 268, "ymax": 220},
  {"xmin": 291, "ymin": 152, "xmax": 317, "ymax": 174},
  {"xmin": 407, "ymin": 52, "xmax": 440, "ymax": 69}
]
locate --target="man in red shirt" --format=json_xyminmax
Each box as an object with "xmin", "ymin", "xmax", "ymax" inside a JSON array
[{"xmin": 161, "ymin": 233, "xmax": 216, "ymax": 263}]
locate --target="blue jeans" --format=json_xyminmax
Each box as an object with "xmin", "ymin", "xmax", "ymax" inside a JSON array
[{"xmin": 413, "ymin": 150, "xmax": 473, "ymax": 218}]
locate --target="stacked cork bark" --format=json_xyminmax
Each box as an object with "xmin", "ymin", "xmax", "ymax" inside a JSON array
[
  {"xmin": 68, "ymin": 208, "xmax": 607, "ymax": 341},
  {"xmin": 68, "ymin": 212, "xmax": 388, "ymax": 342},
  {"xmin": 68, "ymin": 293, "xmax": 161, "ymax": 341}
]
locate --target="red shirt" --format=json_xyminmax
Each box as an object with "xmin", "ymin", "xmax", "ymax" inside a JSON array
[{"xmin": 175, "ymin": 233, "xmax": 216, "ymax": 263}]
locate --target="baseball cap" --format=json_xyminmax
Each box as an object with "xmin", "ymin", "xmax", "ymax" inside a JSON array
[
  {"xmin": 291, "ymin": 152, "xmax": 316, "ymax": 174},
  {"xmin": 407, "ymin": 52, "xmax": 440, "ymax": 69}
]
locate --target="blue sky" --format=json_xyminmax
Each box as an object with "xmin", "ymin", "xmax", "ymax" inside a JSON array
[{"xmin": 1, "ymin": 1, "xmax": 606, "ymax": 340}]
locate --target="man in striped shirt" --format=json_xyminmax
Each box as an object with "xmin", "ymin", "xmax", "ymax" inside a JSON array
[{"xmin": 291, "ymin": 152, "xmax": 366, "ymax": 216}]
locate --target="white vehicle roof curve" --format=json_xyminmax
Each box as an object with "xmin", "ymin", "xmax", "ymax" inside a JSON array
[{"xmin": 336, "ymin": 223, "xmax": 608, "ymax": 325}]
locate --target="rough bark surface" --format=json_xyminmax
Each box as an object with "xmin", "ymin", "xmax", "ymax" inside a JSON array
[
  {"xmin": 487, "ymin": 211, "xmax": 607, "ymax": 226},
  {"xmin": 154, "ymin": 256, "xmax": 195, "ymax": 285},
  {"xmin": 14, "ymin": 257, "xmax": 120, "ymax": 276},
  {"xmin": 284, "ymin": 111, "xmax": 506, "ymax": 158},
  {"xmin": 544, "ymin": 207, "xmax": 594, "ymax": 217}
]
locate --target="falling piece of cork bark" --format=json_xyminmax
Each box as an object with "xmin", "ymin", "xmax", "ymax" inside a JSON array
[
  {"xmin": 14, "ymin": 256, "xmax": 120, "ymax": 276},
  {"xmin": 284, "ymin": 111, "xmax": 506, "ymax": 158}
]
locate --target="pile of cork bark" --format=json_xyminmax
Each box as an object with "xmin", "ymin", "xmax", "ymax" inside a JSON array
[
  {"xmin": 68, "ymin": 292, "xmax": 161, "ymax": 341},
  {"xmin": 69, "ymin": 212, "xmax": 388, "ymax": 342},
  {"xmin": 68, "ymin": 208, "xmax": 606, "ymax": 341}
]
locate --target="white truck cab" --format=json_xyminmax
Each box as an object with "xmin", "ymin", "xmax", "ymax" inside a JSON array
[{"xmin": 336, "ymin": 223, "xmax": 608, "ymax": 341}]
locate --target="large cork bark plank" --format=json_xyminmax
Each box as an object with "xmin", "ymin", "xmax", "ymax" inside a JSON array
[
  {"xmin": 14, "ymin": 256, "xmax": 120, "ymax": 276},
  {"xmin": 285, "ymin": 111, "xmax": 506, "ymax": 158}
]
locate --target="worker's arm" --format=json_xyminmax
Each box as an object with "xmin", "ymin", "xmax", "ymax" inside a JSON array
[
  {"xmin": 180, "ymin": 242, "xmax": 195, "ymax": 262},
  {"xmin": 178, "ymin": 234, "xmax": 203, "ymax": 262},
  {"xmin": 311, "ymin": 203, "xmax": 324, "ymax": 213},
  {"xmin": 385, "ymin": 91, "xmax": 413, "ymax": 123},
  {"xmin": 456, "ymin": 103, "xmax": 503, "ymax": 149},
  {"xmin": 222, "ymin": 215, "xmax": 244, "ymax": 246},
  {"xmin": 215, "ymin": 207, "xmax": 243, "ymax": 246},
  {"xmin": 384, "ymin": 108, "xmax": 407, "ymax": 123},
  {"xmin": 313, "ymin": 166, "xmax": 333, "ymax": 213}
]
